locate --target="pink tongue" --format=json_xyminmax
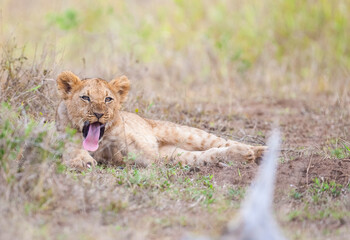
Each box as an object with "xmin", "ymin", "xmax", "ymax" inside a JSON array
[{"xmin": 83, "ymin": 123, "xmax": 101, "ymax": 152}]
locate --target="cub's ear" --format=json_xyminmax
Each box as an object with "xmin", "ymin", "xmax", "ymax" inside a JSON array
[
  {"xmin": 109, "ymin": 76, "xmax": 130, "ymax": 103},
  {"xmin": 56, "ymin": 71, "xmax": 81, "ymax": 99}
]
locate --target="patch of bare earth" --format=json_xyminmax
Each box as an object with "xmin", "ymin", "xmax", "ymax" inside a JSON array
[{"xmin": 179, "ymin": 96, "xmax": 350, "ymax": 239}]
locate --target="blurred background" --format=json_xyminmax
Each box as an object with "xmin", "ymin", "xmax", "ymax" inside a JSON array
[{"xmin": 1, "ymin": 0, "xmax": 349, "ymax": 104}]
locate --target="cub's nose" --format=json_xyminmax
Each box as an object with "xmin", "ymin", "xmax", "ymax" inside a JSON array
[{"xmin": 94, "ymin": 112, "xmax": 104, "ymax": 119}]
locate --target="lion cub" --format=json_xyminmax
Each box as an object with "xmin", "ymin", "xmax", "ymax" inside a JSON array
[{"xmin": 56, "ymin": 71, "xmax": 266, "ymax": 169}]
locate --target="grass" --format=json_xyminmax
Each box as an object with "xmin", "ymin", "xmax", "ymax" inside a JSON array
[
  {"xmin": 0, "ymin": 101, "xmax": 238, "ymax": 239},
  {"xmin": 1, "ymin": 0, "xmax": 350, "ymax": 239},
  {"xmin": 323, "ymin": 138, "xmax": 350, "ymax": 159},
  {"xmin": 0, "ymin": 103, "xmax": 62, "ymax": 175},
  {"xmin": 287, "ymin": 177, "xmax": 349, "ymax": 235},
  {"xmin": 1, "ymin": 0, "xmax": 350, "ymax": 100}
]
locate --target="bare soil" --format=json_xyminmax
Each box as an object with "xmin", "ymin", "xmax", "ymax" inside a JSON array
[
  {"xmin": 194, "ymin": 96, "xmax": 350, "ymax": 186},
  {"xmin": 173, "ymin": 96, "xmax": 350, "ymax": 239}
]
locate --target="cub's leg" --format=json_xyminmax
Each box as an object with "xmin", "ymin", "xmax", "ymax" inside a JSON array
[
  {"xmin": 152, "ymin": 120, "xmax": 266, "ymax": 162},
  {"xmin": 159, "ymin": 144, "xmax": 266, "ymax": 166},
  {"xmin": 152, "ymin": 120, "xmax": 262, "ymax": 150},
  {"xmin": 56, "ymin": 102, "xmax": 97, "ymax": 170},
  {"xmin": 62, "ymin": 136, "xmax": 97, "ymax": 170}
]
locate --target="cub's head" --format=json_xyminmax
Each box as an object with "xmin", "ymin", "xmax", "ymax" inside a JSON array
[{"xmin": 57, "ymin": 71, "xmax": 130, "ymax": 152}]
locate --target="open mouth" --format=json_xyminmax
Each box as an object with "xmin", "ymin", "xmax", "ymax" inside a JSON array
[{"xmin": 82, "ymin": 121, "xmax": 105, "ymax": 152}]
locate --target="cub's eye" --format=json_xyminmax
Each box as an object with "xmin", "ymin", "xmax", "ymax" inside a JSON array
[
  {"xmin": 105, "ymin": 97, "xmax": 113, "ymax": 103},
  {"xmin": 80, "ymin": 96, "xmax": 90, "ymax": 102}
]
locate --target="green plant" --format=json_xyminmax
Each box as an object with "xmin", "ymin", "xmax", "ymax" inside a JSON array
[
  {"xmin": 331, "ymin": 148, "xmax": 347, "ymax": 159},
  {"xmin": 310, "ymin": 177, "xmax": 343, "ymax": 200},
  {"xmin": 290, "ymin": 189, "xmax": 303, "ymax": 200},
  {"xmin": 328, "ymin": 139, "xmax": 350, "ymax": 159},
  {"xmin": 48, "ymin": 9, "xmax": 79, "ymax": 30}
]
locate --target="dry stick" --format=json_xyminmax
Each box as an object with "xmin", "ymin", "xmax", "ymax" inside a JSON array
[
  {"xmin": 189, "ymin": 195, "xmax": 204, "ymax": 209},
  {"xmin": 218, "ymin": 162, "xmax": 231, "ymax": 168},
  {"xmin": 306, "ymin": 156, "xmax": 313, "ymax": 186}
]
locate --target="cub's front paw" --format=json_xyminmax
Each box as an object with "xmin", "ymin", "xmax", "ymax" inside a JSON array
[{"xmin": 67, "ymin": 153, "xmax": 97, "ymax": 170}]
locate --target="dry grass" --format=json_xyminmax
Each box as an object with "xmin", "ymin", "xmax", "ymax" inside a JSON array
[
  {"xmin": 1, "ymin": 0, "xmax": 350, "ymax": 239},
  {"xmin": 2, "ymin": 0, "xmax": 350, "ymax": 100}
]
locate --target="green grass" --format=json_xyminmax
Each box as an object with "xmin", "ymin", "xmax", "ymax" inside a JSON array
[
  {"xmin": 2, "ymin": 0, "xmax": 349, "ymax": 97},
  {"xmin": 112, "ymin": 164, "xmax": 217, "ymax": 206},
  {"xmin": 310, "ymin": 177, "xmax": 344, "ymax": 199},
  {"xmin": 0, "ymin": 103, "xmax": 62, "ymax": 174},
  {"xmin": 287, "ymin": 176, "xmax": 349, "ymax": 226},
  {"xmin": 290, "ymin": 189, "xmax": 303, "ymax": 200},
  {"xmin": 326, "ymin": 138, "xmax": 350, "ymax": 159},
  {"xmin": 288, "ymin": 202, "xmax": 350, "ymax": 222},
  {"xmin": 40, "ymin": 0, "xmax": 350, "ymax": 70}
]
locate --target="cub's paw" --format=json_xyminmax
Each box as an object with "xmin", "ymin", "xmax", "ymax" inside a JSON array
[
  {"xmin": 226, "ymin": 145, "xmax": 268, "ymax": 163},
  {"xmin": 251, "ymin": 146, "xmax": 268, "ymax": 164},
  {"xmin": 227, "ymin": 145, "xmax": 255, "ymax": 162},
  {"xmin": 67, "ymin": 153, "xmax": 97, "ymax": 170}
]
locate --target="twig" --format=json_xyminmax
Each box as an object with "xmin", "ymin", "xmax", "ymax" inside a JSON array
[{"xmin": 306, "ymin": 156, "xmax": 313, "ymax": 186}]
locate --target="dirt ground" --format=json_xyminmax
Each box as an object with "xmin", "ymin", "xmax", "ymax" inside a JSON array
[
  {"xmin": 197, "ymin": 96, "xmax": 350, "ymax": 184},
  {"xmin": 170, "ymin": 96, "xmax": 350, "ymax": 239}
]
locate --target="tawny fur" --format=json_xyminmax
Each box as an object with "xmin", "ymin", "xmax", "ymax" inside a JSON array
[{"xmin": 56, "ymin": 71, "xmax": 266, "ymax": 169}]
